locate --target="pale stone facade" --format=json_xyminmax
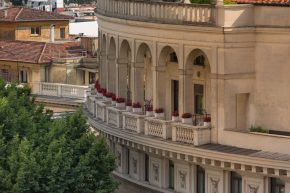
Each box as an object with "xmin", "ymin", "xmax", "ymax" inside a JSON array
[{"xmin": 86, "ymin": 1, "xmax": 290, "ymax": 193}]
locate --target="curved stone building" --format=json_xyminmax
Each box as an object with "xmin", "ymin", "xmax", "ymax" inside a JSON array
[{"xmin": 87, "ymin": 1, "xmax": 290, "ymax": 192}]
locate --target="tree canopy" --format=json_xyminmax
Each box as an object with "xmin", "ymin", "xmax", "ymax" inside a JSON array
[{"xmin": 0, "ymin": 80, "xmax": 117, "ymax": 193}]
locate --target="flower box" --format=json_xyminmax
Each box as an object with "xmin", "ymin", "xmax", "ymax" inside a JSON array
[
  {"xmin": 154, "ymin": 108, "xmax": 164, "ymax": 118},
  {"xmin": 182, "ymin": 113, "xmax": 192, "ymax": 125},
  {"xmin": 172, "ymin": 111, "xmax": 179, "ymax": 122},
  {"xmin": 126, "ymin": 101, "xmax": 132, "ymax": 111},
  {"xmin": 203, "ymin": 116, "xmax": 211, "ymax": 127},
  {"xmin": 145, "ymin": 105, "xmax": 153, "ymax": 117}
]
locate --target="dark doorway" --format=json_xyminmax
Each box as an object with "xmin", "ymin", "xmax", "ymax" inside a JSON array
[
  {"xmin": 145, "ymin": 154, "xmax": 149, "ymax": 181},
  {"xmin": 194, "ymin": 84, "xmax": 204, "ymax": 114},
  {"xmin": 172, "ymin": 80, "xmax": 179, "ymax": 112}
]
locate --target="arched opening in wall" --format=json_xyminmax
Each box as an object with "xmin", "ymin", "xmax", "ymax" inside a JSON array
[
  {"xmin": 185, "ymin": 49, "xmax": 211, "ymax": 121},
  {"xmin": 119, "ymin": 40, "xmax": 132, "ymax": 100},
  {"xmin": 108, "ymin": 37, "xmax": 116, "ymax": 93},
  {"xmin": 158, "ymin": 46, "xmax": 179, "ymax": 119},
  {"xmin": 135, "ymin": 43, "xmax": 152, "ymax": 106}
]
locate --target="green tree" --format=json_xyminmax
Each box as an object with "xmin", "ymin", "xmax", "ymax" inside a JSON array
[{"xmin": 0, "ymin": 79, "xmax": 117, "ymax": 193}]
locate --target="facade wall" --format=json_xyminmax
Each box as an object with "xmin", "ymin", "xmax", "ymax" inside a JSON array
[
  {"xmin": 96, "ymin": 10, "xmax": 290, "ymax": 154},
  {"xmin": 0, "ymin": 21, "xmax": 69, "ymax": 42}
]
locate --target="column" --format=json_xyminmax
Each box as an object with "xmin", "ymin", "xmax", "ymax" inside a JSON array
[
  {"xmin": 107, "ymin": 55, "xmax": 116, "ymax": 93},
  {"xmin": 152, "ymin": 66, "xmax": 166, "ymax": 110},
  {"xmin": 100, "ymin": 51, "xmax": 107, "ymax": 88},
  {"xmin": 179, "ymin": 68, "xmax": 193, "ymax": 115},
  {"xmin": 116, "ymin": 58, "xmax": 128, "ymax": 98},
  {"xmin": 131, "ymin": 62, "xmax": 144, "ymax": 104}
]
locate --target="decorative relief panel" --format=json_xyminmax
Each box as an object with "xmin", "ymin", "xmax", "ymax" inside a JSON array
[
  {"xmin": 179, "ymin": 171, "xmax": 187, "ymax": 189},
  {"xmin": 153, "ymin": 163, "xmax": 159, "ymax": 182},
  {"xmin": 248, "ymin": 184, "xmax": 259, "ymax": 193},
  {"xmin": 132, "ymin": 157, "xmax": 137, "ymax": 174},
  {"xmin": 210, "ymin": 177, "xmax": 220, "ymax": 193},
  {"xmin": 117, "ymin": 151, "xmax": 121, "ymax": 167}
]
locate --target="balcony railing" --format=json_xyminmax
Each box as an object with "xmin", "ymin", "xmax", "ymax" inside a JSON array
[
  {"xmin": 32, "ymin": 82, "xmax": 89, "ymax": 100},
  {"xmin": 87, "ymin": 94, "xmax": 211, "ymax": 146},
  {"xmin": 144, "ymin": 117, "xmax": 172, "ymax": 139},
  {"xmin": 172, "ymin": 123, "xmax": 211, "ymax": 145},
  {"xmin": 96, "ymin": 0, "xmax": 215, "ymax": 25}
]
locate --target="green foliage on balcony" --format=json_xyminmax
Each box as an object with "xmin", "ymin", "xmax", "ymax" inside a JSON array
[
  {"xmin": 250, "ymin": 126, "xmax": 269, "ymax": 133},
  {"xmin": 0, "ymin": 80, "xmax": 117, "ymax": 193},
  {"xmin": 190, "ymin": 0, "xmax": 211, "ymax": 4}
]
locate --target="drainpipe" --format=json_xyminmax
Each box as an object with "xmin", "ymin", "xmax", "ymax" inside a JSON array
[{"xmin": 50, "ymin": 24, "xmax": 55, "ymax": 43}]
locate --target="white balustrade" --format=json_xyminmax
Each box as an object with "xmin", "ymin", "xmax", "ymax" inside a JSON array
[
  {"xmin": 144, "ymin": 118, "xmax": 172, "ymax": 139},
  {"xmin": 172, "ymin": 123, "xmax": 211, "ymax": 146},
  {"xmin": 32, "ymin": 82, "xmax": 89, "ymax": 100},
  {"xmin": 97, "ymin": 0, "xmax": 214, "ymax": 25},
  {"xmin": 123, "ymin": 112, "xmax": 145, "ymax": 133},
  {"xmin": 96, "ymin": 101, "xmax": 111, "ymax": 121},
  {"xmin": 106, "ymin": 106, "xmax": 126, "ymax": 128}
]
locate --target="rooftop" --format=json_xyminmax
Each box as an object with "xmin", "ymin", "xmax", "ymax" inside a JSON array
[
  {"xmin": 0, "ymin": 7, "xmax": 73, "ymax": 22},
  {"xmin": 0, "ymin": 40, "xmax": 81, "ymax": 64}
]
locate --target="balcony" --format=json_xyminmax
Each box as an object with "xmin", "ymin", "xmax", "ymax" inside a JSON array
[
  {"xmin": 96, "ymin": 0, "xmax": 215, "ymax": 25},
  {"xmin": 87, "ymin": 94, "xmax": 211, "ymax": 146}
]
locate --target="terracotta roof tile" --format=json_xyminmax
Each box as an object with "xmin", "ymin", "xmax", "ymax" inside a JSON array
[
  {"xmin": 0, "ymin": 40, "xmax": 81, "ymax": 64},
  {"xmin": 0, "ymin": 7, "xmax": 73, "ymax": 22}
]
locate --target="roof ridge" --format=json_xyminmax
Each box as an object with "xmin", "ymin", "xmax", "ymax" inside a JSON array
[
  {"xmin": 14, "ymin": 7, "xmax": 23, "ymax": 21},
  {"xmin": 38, "ymin": 43, "xmax": 47, "ymax": 63}
]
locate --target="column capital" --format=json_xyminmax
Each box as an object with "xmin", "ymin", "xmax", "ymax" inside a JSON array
[
  {"xmin": 107, "ymin": 55, "xmax": 116, "ymax": 60},
  {"xmin": 178, "ymin": 69, "xmax": 192, "ymax": 76},
  {"xmin": 152, "ymin": 66, "xmax": 166, "ymax": 72},
  {"xmin": 131, "ymin": 62, "xmax": 144, "ymax": 68},
  {"xmin": 117, "ymin": 58, "xmax": 129, "ymax": 64}
]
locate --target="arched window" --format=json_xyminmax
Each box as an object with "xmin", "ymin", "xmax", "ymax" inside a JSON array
[
  {"xmin": 194, "ymin": 55, "xmax": 205, "ymax": 66},
  {"xmin": 170, "ymin": 52, "xmax": 178, "ymax": 63}
]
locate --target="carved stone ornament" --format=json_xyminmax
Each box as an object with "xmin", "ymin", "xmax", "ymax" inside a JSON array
[
  {"xmin": 248, "ymin": 184, "xmax": 259, "ymax": 193},
  {"xmin": 117, "ymin": 151, "xmax": 121, "ymax": 167},
  {"xmin": 153, "ymin": 163, "xmax": 159, "ymax": 182},
  {"xmin": 132, "ymin": 157, "xmax": 137, "ymax": 174},
  {"xmin": 210, "ymin": 177, "xmax": 220, "ymax": 193},
  {"xmin": 179, "ymin": 171, "xmax": 187, "ymax": 189}
]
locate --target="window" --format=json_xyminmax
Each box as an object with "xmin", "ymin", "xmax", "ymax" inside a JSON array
[
  {"xmin": 169, "ymin": 160, "xmax": 174, "ymax": 189},
  {"xmin": 197, "ymin": 165, "xmax": 205, "ymax": 193},
  {"xmin": 170, "ymin": 52, "xmax": 178, "ymax": 62},
  {"xmin": 230, "ymin": 172, "xmax": 242, "ymax": 193},
  {"xmin": 145, "ymin": 154, "xmax": 149, "ymax": 181},
  {"xmin": 60, "ymin": 27, "xmax": 65, "ymax": 39},
  {"xmin": 19, "ymin": 70, "xmax": 27, "ymax": 83},
  {"xmin": 271, "ymin": 178, "xmax": 285, "ymax": 193},
  {"xmin": 31, "ymin": 27, "xmax": 40, "ymax": 35},
  {"xmin": 89, "ymin": 72, "xmax": 96, "ymax": 84},
  {"xmin": 194, "ymin": 55, "xmax": 205, "ymax": 66}
]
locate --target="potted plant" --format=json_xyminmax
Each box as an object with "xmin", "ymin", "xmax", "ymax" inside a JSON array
[
  {"xmin": 116, "ymin": 97, "xmax": 125, "ymax": 108},
  {"xmin": 105, "ymin": 92, "xmax": 113, "ymax": 102},
  {"xmin": 97, "ymin": 88, "xmax": 103, "ymax": 97},
  {"xmin": 145, "ymin": 105, "xmax": 153, "ymax": 117},
  {"xmin": 132, "ymin": 102, "xmax": 142, "ymax": 113},
  {"xmin": 126, "ymin": 101, "xmax": 132, "ymax": 111},
  {"xmin": 154, "ymin": 108, "xmax": 164, "ymax": 118},
  {"xmin": 172, "ymin": 111, "xmax": 179, "ymax": 122},
  {"xmin": 101, "ymin": 88, "xmax": 107, "ymax": 100},
  {"xmin": 182, "ymin": 113, "xmax": 192, "ymax": 124},
  {"xmin": 203, "ymin": 116, "xmax": 211, "ymax": 127},
  {"xmin": 111, "ymin": 94, "xmax": 116, "ymax": 106}
]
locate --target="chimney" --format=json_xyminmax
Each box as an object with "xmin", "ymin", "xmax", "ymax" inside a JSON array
[
  {"xmin": 50, "ymin": 24, "xmax": 55, "ymax": 43},
  {"xmin": 4, "ymin": 10, "xmax": 7, "ymax": 18}
]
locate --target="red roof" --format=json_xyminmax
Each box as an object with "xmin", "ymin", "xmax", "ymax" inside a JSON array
[
  {"xmin": 234, "ymin": 0, "xmax": 290, "ymax": 4},
  {"xmin": 0, "ymin": 7, "xmax": 73, "ymax": 22},
  {"xmin": 0, "ymin": 40, "xmax": 81, "ymax": 64}
]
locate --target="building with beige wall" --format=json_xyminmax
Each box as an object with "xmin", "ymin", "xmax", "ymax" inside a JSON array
[
  {"xmin": 0, "ymin": 7, "xmax": 72, "ymax": 42},
  {"xmin": 86, "ymin": 1, "xmax": 290, "ymax": 193}
]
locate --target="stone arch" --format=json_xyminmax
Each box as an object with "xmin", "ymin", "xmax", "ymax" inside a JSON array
[
  {"xmin": 184, "ymin": 48, "xmax": 211, "ymax": 115},
  {"xmin": 157, "ymin": 46, "xmax": 179, "ymax": 119},
  {"xmin": 108, "ymin": 37, "xmax": 117, "ymax": 93},
  {"xmin": 118, "ymin": 39, "xmax": 132, "ymax": 99},
  {"xmin": 134, "ymin": 43, "xmax": 153, "ymax": 106}
]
